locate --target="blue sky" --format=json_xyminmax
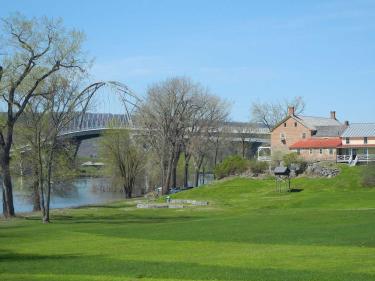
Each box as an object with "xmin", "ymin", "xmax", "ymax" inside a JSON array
[{"xmin": 1, "ymin": 0, "xmax": 375, "ymax": 122}]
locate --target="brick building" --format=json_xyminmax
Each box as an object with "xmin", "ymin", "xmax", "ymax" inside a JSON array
[{"xmin": 271, "ymin": 107, "xmax": 345, "ymax": 161}]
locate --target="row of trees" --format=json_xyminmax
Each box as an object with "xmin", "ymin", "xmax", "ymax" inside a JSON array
[
  {"xmin": 0, "ymin": 13, "xmax": 306, "ymax": 220},
  {"xmin": 94, "ymin": 89, "xmax": 308, "ymax": 200},
  {"xmin": 101, "ymin": 78, "xmax": 230, "ymax": 197},
  {"xmin": 137, "ymin": 77, "xmax": 230, "ymax": 194},
  {"xmin": 0, "ymin": 13, "xmax": 231, "ymax": 219}
]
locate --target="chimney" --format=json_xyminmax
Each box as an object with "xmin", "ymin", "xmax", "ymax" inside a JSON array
[
  {"xmin": 288, "ymin": 106, "xmax": 295, "ymax": 116},
  {"xmin": 344, "ymin": 120, "xmax": 349, "ymax": 126},
  {"xmin": 330, "ymin": 111, "xmax": 336, "ymax": 120}
]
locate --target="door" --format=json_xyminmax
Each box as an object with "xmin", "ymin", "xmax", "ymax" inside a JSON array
[{"xmin": 352, "ymin": 148, "xmax": 357, "ymax": 159}]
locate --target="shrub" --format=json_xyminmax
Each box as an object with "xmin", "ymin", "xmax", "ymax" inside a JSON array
[
  {"xmin": 271, "ymin": 150, "xmax": 285, "ymax": 167},
  {"xmin": 214, "ymin": 155, "xmax": 249, "ymax": 179},
  {"xmin": 249, "ymin": 160, "xmax": 269, "ymax": 174},
  {"xmin": 362, "ymin": 164, "xmax": 375, "ymax": 187},
  {"xmin": 283, "ymin": 152, "xmax": 299, "ymax": 167},
  {"xmin": 282, "ymin": 152, "xmax": 307, "ymax": 173}
]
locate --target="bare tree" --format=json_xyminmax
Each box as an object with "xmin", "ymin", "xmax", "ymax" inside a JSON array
[
  {"xmin": 251, "ymin": 96, "xmax": 305, "ymax": 130},
  {"xmin": 0, "ymin": 14, "xmax": 88, "ymax": 217},
  {"xmin": 137, "ymin": 77, "xmax": 207, "ymax": 194},
  {"xmin": 100, "ymin": 128, "xmax": 144, "ymax": 198},
  {"xmin": 187, "ymin": 95, "xmax": 229, "ymax": 187},
  {"xmin": 136, "ymin": 77, "xmax": 229, "ymax": 192},
  {"xmin": 180, "ymin": 93, "xmax": 211, "ymax": 188}
]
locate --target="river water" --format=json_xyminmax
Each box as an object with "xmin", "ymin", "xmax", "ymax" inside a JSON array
[
  {"xmin": 1, "ymin": 173, "xmax": 215, "ymax": 213},
  {"xmin": 1, "ymin": 177, "xmax": 122, "ymax": 213}
]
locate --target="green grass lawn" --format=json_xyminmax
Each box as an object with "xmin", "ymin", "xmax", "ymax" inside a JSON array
[{"xmin": 1, "ymin": 165, "xmax": 375, "ymax": 281}]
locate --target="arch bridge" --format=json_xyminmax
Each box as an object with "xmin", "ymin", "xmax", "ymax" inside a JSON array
[{"xmin": 59, "ymin": 115, "xmax": 270, "ymax": 144}]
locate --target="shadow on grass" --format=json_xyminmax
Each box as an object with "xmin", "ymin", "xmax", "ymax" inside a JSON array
[
  {"xmin": 290, "ymin": 188, "xmax": 303, "ymax": 193},
  {"xmin": 0, "ymin": 250, "xmax": 83, "ymax": 262},
  {"xmin": 72, "ymin": 204, "xmax": 128, "ymax": 209},
  {"xmin": 0, "ymin": 254, "xmax": 373, "ymax": 281},
  {"xmin": 23, "ymin": 211, "xmax": 202, "ymax": 225}
]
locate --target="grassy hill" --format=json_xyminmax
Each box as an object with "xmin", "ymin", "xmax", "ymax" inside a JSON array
[{"xmin": 1, "ymin": 165, "xmax": 375, "ymax": 281}]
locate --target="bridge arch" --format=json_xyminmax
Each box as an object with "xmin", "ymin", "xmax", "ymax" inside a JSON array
[{"xmin": 60, "ymin": 81, "xmax": 142, "ymax": 136}]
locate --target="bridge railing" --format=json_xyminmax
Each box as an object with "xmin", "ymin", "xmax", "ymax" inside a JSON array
[{"xmin": 60, "ymin": 113, "xmax": 131, "ymax": 135}]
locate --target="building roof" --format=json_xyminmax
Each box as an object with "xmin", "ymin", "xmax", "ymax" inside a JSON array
[
  {"xmin": 314, "ymin": 125, "xmax": 346, "ymax": 137},
  {"xmin": 338, "ymin": 144, "xmax": 375, "ymax": 148},
  {"xmin": 341, "ymin": 123, "xmax": 375, "ymax": 137},
  {"xmin": 295, "ymin": 116, "xmax": 342, "ymax": 130},
  {"xmin": 271, "ymin": 114, "xmax": 342, "ymax": 132},
  {"xmin": 290, "ymin": 138, "xmax": 342, "ymax": 149}
]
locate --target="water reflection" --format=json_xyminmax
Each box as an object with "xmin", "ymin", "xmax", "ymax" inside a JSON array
[{"xmin": 1, "ymin": 177, "xmax": 122, "ymax": 213}]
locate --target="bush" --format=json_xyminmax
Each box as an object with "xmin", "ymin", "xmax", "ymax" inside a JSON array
[
  {"xmin": 214, "ymin": 156, "xmax": 249, "ymax": 179},
  {"xmin": 283, "ymin": 152, "xmax": 306, "ymax": 167},
  {"xmin": 271, "ymin": 150, "xmax": 286, "ymax": 168},
  {"xmin": 249, "ymin": 160, "xmax": 269, "ymax": 174},
  {"xmin": 283, "ymin": 152, "xmax": 299, "ymax": 167},
  {"xmin": 282, "ymin": 152, "xmax": 307, "ymax": 174},
  {"xmin": 362, "ymin": 164, "xmax": 375, "ymax": 187}
]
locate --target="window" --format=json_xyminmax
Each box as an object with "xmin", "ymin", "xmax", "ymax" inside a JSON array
[
  {"xmin": 329, "ymin": 149, "xmax": 333, "ymax": 155},
  {"xmin": 364, "ymin": 137, "xmax": 368, "ymax": 144},
  {"xmin": 345, "ymin": 137, "xmax": 350, "ymax": 144},
  {"xmin": 284, "ymin": 123, "xmax": 287, "ymax": 127},
  {"xmin": 294, "ymin": 122, "xmax": 297, "ymax": 127},
  {"xmin": 280, "ymin": 133, "xmax": 286, "ymax": 144},
  {"xmin": 309, "ymin": 149, "xmax": 313, "ymax": 154},
  {"xmin": 302, "ymin": 133, "xmax": 306, "ymax": 139},
  {"xmin": 319, "ymin": 149, "xmax": 323, "ymax": 154}
]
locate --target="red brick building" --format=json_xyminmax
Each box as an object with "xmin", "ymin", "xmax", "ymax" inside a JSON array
[{"xmin": 271, "ymin": 107, "xmax": 345, "ymax": 161}]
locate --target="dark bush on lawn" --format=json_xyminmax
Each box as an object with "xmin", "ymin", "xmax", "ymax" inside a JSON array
[
  {"xmin": 214, "ymin": 155, "xmax": 249, "ymax": 179},
  {"xmin": 249, "ymin": 160, "xmax": 269, "ymax": 174},
  {"xmin": 283, "ymin": 152, "xmax": 307, "ymax": 172},
  {"xmin": 362, "ymin": 164, "xmax": 375, "ymax": 187}
]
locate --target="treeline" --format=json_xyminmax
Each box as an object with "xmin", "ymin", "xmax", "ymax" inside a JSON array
[{"xmin": 0, "ymin": 13, "xmax": 265, "ymax": 222}]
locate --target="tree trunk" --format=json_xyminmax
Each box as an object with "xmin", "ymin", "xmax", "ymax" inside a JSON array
[
  {"xmin": 72, "ymin": 139, "xmax": 82, "ymax": 161},
  {"xmin": 171, "ymin": 147, "xmax": 180, "ymax": 188},
  {"xmin": 124, "ymin": 185, "xmax": 132, "ymax": 198},
  {"xmin": 126, "ymin": 189, "xmax": 132, "ymax": 198},
  {"xmin": 0, "ymin": 150, "xmax": 15, "ymax": 217},
  {"xmin": 194, "ymin": 156, "xmax": 204, "ymax": 188},
  {"xmin": 214, "ymin": 138, "xmax": 219, "ymax": 167},
  {"xmin": 32, "ymin": 179, "xmax": 41, "ymax": 212},
  {"xmin": 43, "ymin": 144, "xmax": 55, "ymax": 223},
  {"xmin": 164, "ymin": 162, "xmax": 172, "ymax": 194},
  {"xmin": 184, "ymin": 162, "xmax": 189, "ymax": 188},
  {"xmin": 2, "ymin": 189, "xmax": 6, "ymax": 216},
  {"xmin": 183, "ymin": 152, "xmax": 191, "ymax": 188},
  {"xmin": 242, "ymin": 140, "xmax": 246, "ymax": 158},
  {"xmin": 202, "ymin": 166, "xmax": 205, "ymax": 185},
  {"xmin": 37, "ymin": 143, "xmax": 46, "ymax": 219},
  {"xmin": 172, "ymin": 165, "xmax": 177, "ymax": 188},
  {"xmin": 163, "ymin": 152, "xmax": 175, "ymax": 194},
  {"xmin": 194, "ymin": 169, "xmax": 200, "ymax": 188}
]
